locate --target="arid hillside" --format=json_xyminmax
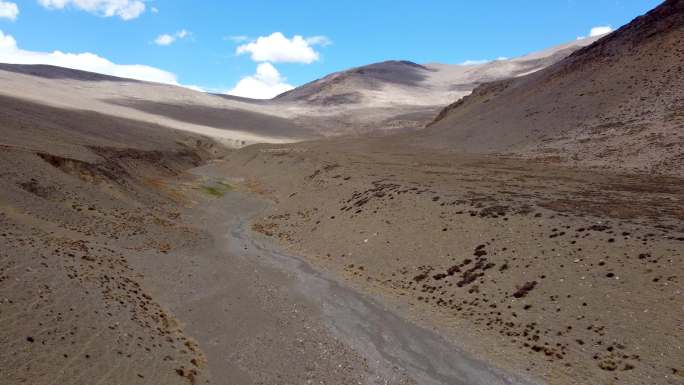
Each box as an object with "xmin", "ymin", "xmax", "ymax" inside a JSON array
[
  {"xmin": 0, "ymin": 91, "xmax": 235, "ymax": 384},
  {"xmin": 417, "ymin": 0, "xmax": 684, "ymax": 176},
  {"xmin": 0, "ymin": 64, "xmax": 317, "ymax": 147},
  {"xmin": 0, "ymin": 33, "xmax": 599, "ymax": 142},
  {"xmin": 1, "ymin": 2, "xmax": 681, "ymax": 385},
  {"xmin": 210, "ymin": 3, "xmax": 684, "ymax": 385},
  {"xmin": 274, "ymin": 37, "xmax": 598, "ymax": 134}
]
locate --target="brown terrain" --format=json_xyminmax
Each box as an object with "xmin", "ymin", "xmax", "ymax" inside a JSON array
[
  {"xmin": 0, "ymin": 95, "xmax": 401, "ymax": 384},
  {"xmin": 220, "ymin": 1, "xmax": 684, "ymax": 384},
  {"xmin": 0, "ymin": 94, "xmax": 220, "ymax": 384},
  {"xmin": 415, "ymin": 0, "xmax": 684, "ymax": 176},
  {"xmin": 273, "ymin": 37, "xmax": 598, "ymax": 135},
  {"xmin": 223, "ymin": 138, "xmax": 683, "ymax": 384},
  {"xmin": 0, "ymin": 92, "xmax": 532, "ymax": 385},
  {"xmin": 0, "ymin": 34, "xmax": 595, "ymax": 145},
  {"xmin": 1, "ymin": 1, "xmax": 683, "ymax": 385}
]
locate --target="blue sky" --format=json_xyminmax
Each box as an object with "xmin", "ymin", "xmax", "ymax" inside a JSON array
[{"xmin": 0, "ymin": 0, "xmax": 662, "ymax": 98}]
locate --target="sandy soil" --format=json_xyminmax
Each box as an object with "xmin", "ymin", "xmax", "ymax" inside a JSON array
[
  {"xmin": 0, "ymin": 132, "xmax": 541, "ymax": 384},
  {"xmin": 0, "ymin": 92, "xmax": 542, "ymax": 385},
  {"xmin": 123, "ymin": 173, "xmax": 382, "ymax": 385},
  {"xmin": 220, "ymin": 138, "xmax": 684, "ymax": 385},
  {"xmin": 1, "ymin": 3, "xmax": 681, "ymax": 385},
  {"xmin": 142, "ymin": 166, "xmax": 538, "ymax": 385}
]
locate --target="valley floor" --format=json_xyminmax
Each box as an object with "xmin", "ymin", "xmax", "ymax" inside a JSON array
[
  {"xmin": 0, "ymin": 143, "xmax": 536, "ymax": 385},
  {"xmin": 152, "ymin": 166, "xmax": 535, "ymax": 385},
  {"xmin": 1, "ymin": 131, "xmax": 682, "ymax": 385},
  {"xmin": 219, "ymin": 138, "xmax": 684, "ymax": 385}
]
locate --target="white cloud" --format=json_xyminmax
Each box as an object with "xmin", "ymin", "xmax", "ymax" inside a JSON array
[
  {"xmin": 0, "ymin": 29, "xmax": 181, "ymax": 85},
  {"xmin": 150, "ymin": 6, "xmax": 158, "ymax": 13},
  {"xmin": 0, "ymin": 1, "xmax": 18, "ymax": 20},
  {"xmin": 154, "ymin": 29, "xmax": 190, "ymax": 46},
  {"xmin": 589, "ymin": 26, "xmax": 613, "ymax": 37},
  {"xmin": 154, "ymin": 34, "xmax": 174, "ymax": 46},
  {"xmin": 37, "ymin": 0, "xmax": 145, "ymax": 20},
  {"xmin": 230, "ymin": 32, "xmax": 329, "ymax": 98},
  {"xmin": 0, "ymin": 29, "xmax": 15, "ymax": 48},
  {"xmin": 226, "ymin": 62, "xmax": 293, "ymax": 99},
  {"xmin": 225, "ymin": 35, "xmax": 249, "ymax": 43},
  {"xmin": 236, "ymin": 32, "xmax": 330, "ymax": 64},
  {"xmin": 460, "ymin": 56, "xmax": 509, "ymax": 66},
  {"xmin": 305, "ymin": 35, "xmax": 332, "ymax": 47},
  {"xmin": 578, "ymin": 25, "xmax": 614, "ymax": 40},
  {"xmin": 460, "ymin": 59, "xmax": 489, "ymax": 66}
]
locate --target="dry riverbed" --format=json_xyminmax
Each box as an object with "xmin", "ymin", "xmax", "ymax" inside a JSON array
[
  {"xmin": 219, "ymin": 139, "xmax": 684, "ymax": 385},
  {"xmin": 140, "ymin": 163, "xmax": 539, "ymax": 385}
]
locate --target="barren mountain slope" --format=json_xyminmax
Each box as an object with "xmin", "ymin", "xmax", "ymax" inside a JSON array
[
  {"xmin": 272, "ymin": 38, "xmax": 599, "ymax": 134},
  {"xmin": 1, "ymin": 76, "xmax": 541, "ymax": 385},
  {"xmin": 211, "ymin": 4, "xmax": 684, "ymax": 385},
  {"xmin": 0, "ymin": 93, "xmax": 229, "ymax": 384},
  {"xmin": 276, "ymin": 39, "xmax": 598, "ymax": 107},
  {"xmin": 417, "ymin": 0, "xmax": 684, "ymax": 176},
  {"xmin": 0, "ymin": 35, "xmax": 597, "ymax": 141},
  {"xmin": 0, "ymin": 64, "xmax": 317, "ymax": 147},
  {"xmin": 0, "ymin": 80, "xmax": 434, "ymax": 385}
]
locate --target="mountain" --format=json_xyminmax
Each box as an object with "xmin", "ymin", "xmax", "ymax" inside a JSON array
[
  {"xmin": 0, "ymin": 34, "xmax": 598, "ymax": 141},
  {"xmin": 1, "ymin": 2, "xmax": 681, "ymax": 385},
  {"xmin": 414, "ymin": 0, "xmax": 684, "ymax": 176},
  {"xmin": 0, "ymin": 63, "xmax": 318, "ymax": 148},
  {"xmin": 270, "ymin": 37, "xmax": 599, "ymax": 134},
  {"xmin": 276, "ymin": 39, "xmax": 596, "ymax": 107}
]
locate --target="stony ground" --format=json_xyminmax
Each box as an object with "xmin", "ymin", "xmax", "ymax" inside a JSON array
[
  {"xmin": 222, "ymin": 138, "xmax": 684, "ymax": 385},
  {"xmin": 0, "ymin": 146, "xmax": 212, "ymax": 385},
  {"xmin": 0, "ymin": 96, "xmax": 432, "ymax": 385}
]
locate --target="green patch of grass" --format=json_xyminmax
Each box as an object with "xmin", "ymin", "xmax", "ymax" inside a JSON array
[
  {"xmin": 201, "ymin": 186, "xmax": 224, "ymax": 197},
  {"xmin": 199, "ymin": 181, "xmax": 233, "ymax": 198}
]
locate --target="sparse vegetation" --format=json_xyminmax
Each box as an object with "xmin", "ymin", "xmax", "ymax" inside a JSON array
[{"xmin": 199, "ymin": 181, "xmax": 233, "ymax": 197}]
